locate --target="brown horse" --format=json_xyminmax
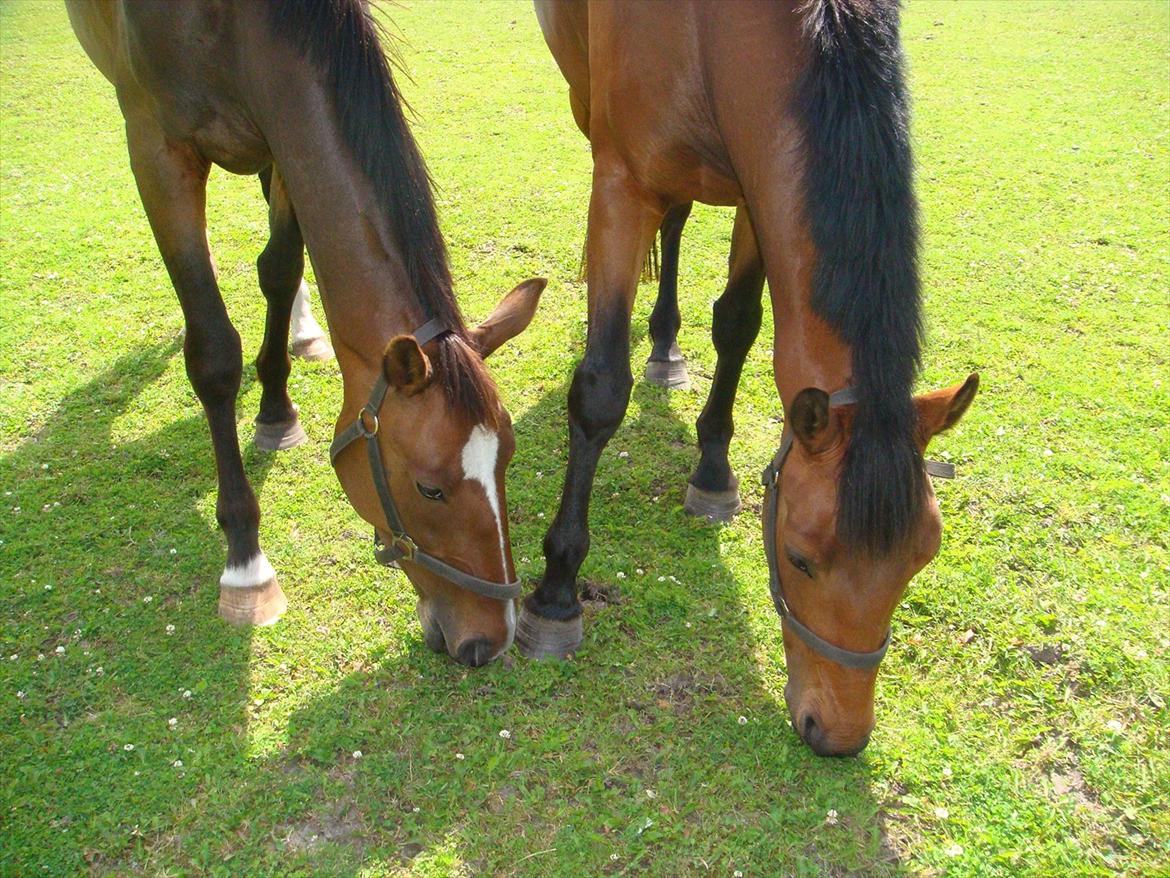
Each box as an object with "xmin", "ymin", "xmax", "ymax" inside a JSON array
[
  {"xmin": 529, "ymin": 0, "xmax": 978, "ymax": 754},
  {"xmin": 67, "ymin": 0, "xmax": 545, "ymax": 666}
]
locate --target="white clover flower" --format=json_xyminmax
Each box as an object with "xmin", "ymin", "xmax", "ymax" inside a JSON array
[
  {"xmin": 16, "ymin": 691, "xmax": 24, "ymax": 699},
  {"xmin": 352, "ymin": 750, "xmax": 362, "ymax": 759},
  {"xmin": 636, "ymin": 568, "xmax": 644, "ymax": 576},
  {"xmin": 37, "ymin": 654, "xmax": 44, "ymax": 661},
  {"xmin": 123, "ymin": 743, "xmax": 135, "ymax": 751},
  {"xmin": 42, "ymin": 584, "xmax": 50, "ymax": 591},
  {"xmin": 169, "ymin": 548, "xmax": 177, "ymax": 555},
  {"xmin": 610, "ymin": 853, "xmax": 619, "ymax": 862},
  {"xmin": 825, "ymin": 809, "xmax": 839, "ymax": 826},
  {"xmin": 168, "ymin": 717, "xmax": 177, "ymax": 728},
  {"xmin": 55, "ymin": 646, "xmax": 65, "ymax": 654},
  {"xmin": 412, "ymin": 806, "xmax": 420, "ymax": 813},
  {"xmin": 165, "ymin": 624, "xmax": 175, "ymax": 635},
  {"xmin": 945, "ymin": 844, "xmax": 963, "ymax": 857},
  {"xmin": 9, "ymin": 655, "xmax": 17, "ymax": 661},
  {"xmin": 935, "ymin": 807, "xmax": 949, "ymax": 820},
  {"xmin": 455, "ymin": 753, "xmax": 465, "ymax": 761},
  {"xmin": 657, "ymin": 576, "xmax": 666, "ymax": 582},
  {"xmin": 498, "ymin": 729, "xmax": 511, "ymax": 739},
  {"xmin": 645, "ymin": 789, "xmax": 657, "ymax": 800},
  {"xmin": 734, "ymin": 872, "xmax": 744, "ymax": 878},
  {"xmin": 616, "ymin": 571, "xmax": 626, "ymax": 579},
  {"xmin": 172, "ymin": 760, "xmax": 183, "ymax": 768},
  {"xmin": 942, "ymin": 765, "xmax": 953, "ymax": 778},
  {"xmin": 737, "ymin": 716, "xmax": 748, "ymax": 725},
  {"xmin": 1106, "ymin": 719, "xmax": 1123, "ymax": 734},
  {"xmin": 181, "ymin": 689, "xmax": 191, "ymax": 699},
  {"xmin": 143, "ymin": 595, "xmax": 153, "ymax": 603}
]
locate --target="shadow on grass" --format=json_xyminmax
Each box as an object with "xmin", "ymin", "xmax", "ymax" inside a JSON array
[
  {"xmin": 3, "ymin": 330, "xmax": 904, "ymax": 875},
  {"xmin": 0, "ymin": 337, "xmax": 288, "ymax": 872},
  {"xmin": 99, "ymin": 349, "xmax": 908, "ymax": 875}
]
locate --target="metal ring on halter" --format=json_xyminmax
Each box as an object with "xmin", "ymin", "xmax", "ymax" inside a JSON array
[{"xmin": 357, "ymin": 406, "xmax": 379, "ymax": 437}]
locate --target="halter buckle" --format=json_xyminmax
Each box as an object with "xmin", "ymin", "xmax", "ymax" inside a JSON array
[
  {"xmin": 357, "ymin": 406, "xmax": 379, "ymax": 437},
  {"xmin": 390, "ymin": 533, "xmax": 417, "ymax": 561}
]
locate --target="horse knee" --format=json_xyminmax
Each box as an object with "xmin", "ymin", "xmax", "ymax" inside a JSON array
[
  {"xmin": 711, "ymin": 289, "xmax": 762, "ymax": 354},
  {"xmin": 256, "ymin": 245, "xmax": 303, "ymax": 305},
  {"xmin": 568, "ymin": 353, "xmax": 632, "ymax": 438},
  {"xmin": 184, "ymin": 326, "xmax": 242, "ymax": 405}
]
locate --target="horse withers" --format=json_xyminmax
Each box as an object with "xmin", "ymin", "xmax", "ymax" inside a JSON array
[
  {"xmin": 67, "ymin": 0, "xmax": 544, "ymax": 666},
  {"xmin": 531, "ymin": 0, "xmax": 978, "ymax": 753}
]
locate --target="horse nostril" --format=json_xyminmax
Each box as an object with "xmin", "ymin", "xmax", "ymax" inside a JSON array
[
  {"xmin": 802, "ymin": 713, "xmax": 818, "ymax": 740},
  {"xmin": 456, "ymin": 638, "xmax": 494, "ymax": 668}
]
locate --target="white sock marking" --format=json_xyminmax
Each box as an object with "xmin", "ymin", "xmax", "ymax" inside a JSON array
[
  {"xmin": 461, "ymin": 424, "xmax": 509, "ymax": 583},
  {"xmin": 219, "ymin": 552, "xmax": 276, "ymax": 588},
  {"xmin": 291, "ymin": 280, "xmax": 327, "ymax": 344}
]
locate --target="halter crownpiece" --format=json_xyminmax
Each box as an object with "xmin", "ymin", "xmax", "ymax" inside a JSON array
[
  {"xmin": 761, "ymin": 386, "xmax": 957, "ymax": 670},
  {"xmin": 329, "ymin": 320, "xmax": 522, "ymax": 603}
]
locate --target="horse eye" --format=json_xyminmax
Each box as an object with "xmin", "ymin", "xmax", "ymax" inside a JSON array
[
  {"xmin": 786, "ymin": 549, "xmax": 814, "ymax": 579},
  {"xmin": 415, "ymin": 482, "xmax": 444, "ymax": 502}
]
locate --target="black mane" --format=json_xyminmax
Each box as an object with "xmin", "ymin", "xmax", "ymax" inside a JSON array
[
  {"xmin": 796, "ymin": 0, "xmax": 925, "ymax": 554},
  {"xmin": 266, "ymin": 0, "xmax": 496, "ymax": 425}
]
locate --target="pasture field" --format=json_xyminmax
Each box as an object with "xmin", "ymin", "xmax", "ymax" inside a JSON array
[{"xmin": 1, "ymin": 2, "xmax": 1167, "ymax": 876}]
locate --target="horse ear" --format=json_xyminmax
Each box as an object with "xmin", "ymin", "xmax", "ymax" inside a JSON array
[
  {"xmin": 383, "ymin": 335, "xmax": 432, "ymax": 395},
  {"xmin": 789, "ymin": 387, "xmax": 839, "ymax": 455},
  {"xmin": 916, "ymin": 373, "xmax": 979, "ymax": 445},
  {"xmin": 468, "ymin": 277, "xmax": 547, "ymax": 358}
]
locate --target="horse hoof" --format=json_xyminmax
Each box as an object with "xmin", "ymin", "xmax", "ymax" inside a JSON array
[
  {"xmin": 684, "ymin": 483, "xmax": 742, "ymax": 522},
  {"xmin": 515, "ymin": 605, "xmax": 583, "ymax": 660},
  {"xmin": 644, "ymin": 356, "xmax": 690, "ymax": 390},
  {"xmin": 218, "ymin": 577, "xmax": 288, "ymax": 627},
  {"xmin": 291, "ymin": 336, "xmax": 334, "ymax": 362},
  {"xmin": 254, "ymin": 416, "xmax": 308, "ymax": 451}
]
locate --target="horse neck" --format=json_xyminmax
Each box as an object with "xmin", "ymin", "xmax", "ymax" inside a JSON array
[
  {"xmin": 766, "ymin": 262, "xmax": 854, "ymax": 412},
  {"xmin": 254, "ymin": 72, "xmax": 430, "ymax": 409}
]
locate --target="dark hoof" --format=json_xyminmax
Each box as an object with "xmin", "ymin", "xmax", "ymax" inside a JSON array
[
  {"xmin": 254, "ymin": 415, "xmax": 308, "ymax": 451},
  {"xmin": 644, "ymin": 356, "xmax": 690, "ymax": 390},
  {"xmin": 684, "ymin": 483, "xmax": 742, "ymax": 522},
  {"xmin": 515, "ymin": 605, "xmax": 583, "ymax": 660},
  {"xmin": 218, "ymin": 577, "xmax": 288, "ymax": 627},
  {"xmin": 291, "ymin": 336, "xmax": 334, "ymax": 362}
]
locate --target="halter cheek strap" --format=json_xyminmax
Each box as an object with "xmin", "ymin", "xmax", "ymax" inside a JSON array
[
  {"xmin": 760, "ymin": 386, "xmax": 956, "ymax": 671},
  {"xmin": 329, "ymin": 321, "xmax": 522, "ymax": 603}
]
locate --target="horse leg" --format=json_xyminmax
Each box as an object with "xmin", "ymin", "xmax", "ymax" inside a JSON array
[
  {"xmin": 257, "ymin": 166, "xmax": 333, "ymax": 363},
  {"xmin": 289, "ymin": 281, "xmax": 333, "ymax": 361},
  {"xmin": 126, "ymin": 118, "xmax": 285, "ymax": 626},
  {"xmin": 643, "ymin": 201, "xmax": 692, "ymax": 390},
  {"xmin": 684, "ymin": 206, "xmax": 765, "ymax": 522},
  {"xmin": 517, "ymin": 160, "xmax": 665, "ymax": 659},
  {"xmin": 253, "ymin": 167, "xmax": 309, "ymax": 451}
]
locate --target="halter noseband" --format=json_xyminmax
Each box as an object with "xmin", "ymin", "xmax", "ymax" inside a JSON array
[
  {"xmin": 760, "ymin": 386, "xmax": 955, "ymax": 671},
  {"xmin": 329, "ymin": 317, "xmax": 522, "ymax": 603}
]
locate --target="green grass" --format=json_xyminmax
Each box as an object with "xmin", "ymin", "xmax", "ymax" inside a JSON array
[{"xmin": 1, "ymin": 1, "xmax": 1167, "ymax": 875}]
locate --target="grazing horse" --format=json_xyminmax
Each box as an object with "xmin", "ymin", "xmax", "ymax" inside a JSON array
[
  {"xmin": 67, "ymin": 0, "xmax": 546, "ymax": 666},
  {"xmin": 529, "ymin": 0, "xmax": 978, "ymax": 754}
]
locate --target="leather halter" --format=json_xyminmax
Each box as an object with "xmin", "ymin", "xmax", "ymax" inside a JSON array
[
  {"xmin": 329, "ymin": 318, "xmax": 522, "ymax": 603},
  {"xmin": 760, "ymin": 386, "xmax": 955, "ymax": 671}
]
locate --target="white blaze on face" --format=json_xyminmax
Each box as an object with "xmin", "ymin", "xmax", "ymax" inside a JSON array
[{"xmin": 460, "ymin": 424, "xmax": 509, "ymax": 580}]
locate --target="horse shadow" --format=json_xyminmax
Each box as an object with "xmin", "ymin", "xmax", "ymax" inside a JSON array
[
  {"xmin": 155, "ymin": 335, "xmax": 907, "ymax": 874},
  {"xmin": 0, "ymin": 336, "xmax": 291, "ymax": 872},
  {"xmin": 3, "ymin": 330, "xmax": 905, "ymax": 875}
]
